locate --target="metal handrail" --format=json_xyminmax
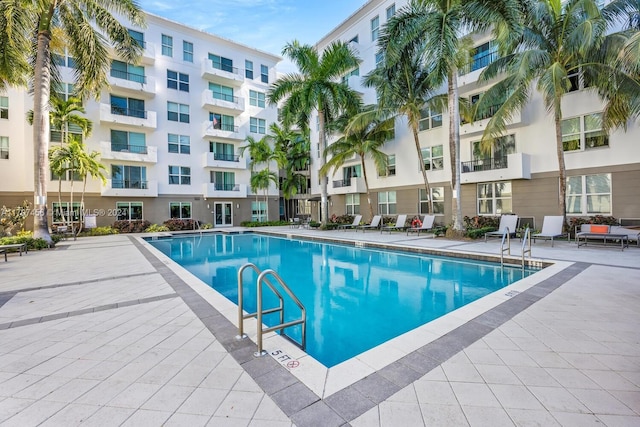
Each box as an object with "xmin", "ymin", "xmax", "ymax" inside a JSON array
[
  {"xmin": 521, "ymin": 227, "xmax": 532, "ymax": 270},
  {"xmin": 500, "ymin": 227, "xmax": 511, "ymax": 267}
]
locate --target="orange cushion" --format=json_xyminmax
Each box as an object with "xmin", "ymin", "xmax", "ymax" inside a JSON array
[{"xmin": 590, "ymin": 225, "xmax": 608, "ymax": 234}]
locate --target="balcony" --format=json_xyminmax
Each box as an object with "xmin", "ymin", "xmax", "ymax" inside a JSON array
[
  {"xmin": 100, "ymin": 141, "xmax": 157, "ymax": 163},
  {"xmin": 108, "ymin": 70, "xmax": 155, "ymax": 96},
  {"xmin": 460, "ymin": 152, "xmax": 531, "ymax": 184},
  {"xmin": 202, "ymin": 183, "xmax": 247, "ymax": 199},
  {"xmin": 345, "ymin": 74, "xmax": 363, "ymax": 94},
  {"xmin": 100, "ymin": 103, "xmax": 157, "ymax": 129},
  {"xmin": 202, "ymin": 152, "xmax": 247, "ymax": 169},
  {"xmin": 202, "ymin": 120, "xmax": 245, "ymax": 141},
  {"xmin": 201, "ymin": 90, "xmax": 244, "ymax": 114},
  {"xmin": 329, "ymin": 176, "xmax": 367, "ymax": 195},
  {"xmin": 460, "ymin": 108, "xmax": 522, "ymax": 137},
  {"xmin": 201, "ymin": 61, "xmax": 244, "ymax": 86},
  {"xmin": 101, "ymin": 179, "xmax": 158, "ymax": 197},
  {"xmin": 109, "ymin": 41, "xmax": 155, "ymax": 65}
]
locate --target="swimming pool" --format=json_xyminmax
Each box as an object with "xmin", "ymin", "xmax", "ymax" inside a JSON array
[{"xmin": 147, "ymin": 233, "xmax": 539, "ymax": 367}]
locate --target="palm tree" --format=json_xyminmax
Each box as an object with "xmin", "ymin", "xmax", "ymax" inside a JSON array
[
  {"xmin": 76, "ymin": 149, "xmax": 106, "ymax": 237},
  {"xmin": 241, "ymin": 135, "xmax": 278, "ymax": 221},
  {"xmin": 320, "ymin": 105, "xmax": 395, "ymax": 220},
  {"xmin": 250, "ymin": 169, "xmax": 278, "ymax": 222},
  {"xmin": 49, "ymin": 138, "xmax": 83, "ymax": 236},
  {"xmin": 268, "ymin": 40, "xmax": 361, "ymax": 225},
  {"xmin": 0, "ymin": 0, "xmax": 145, "ymax": 244},
  {"xmin": 383, "ymin": 0, "xmax": 523, "ymax": 231},
  {"xmin": 478, "ymin": 0, "xmax": 640, "ymax": 228}
]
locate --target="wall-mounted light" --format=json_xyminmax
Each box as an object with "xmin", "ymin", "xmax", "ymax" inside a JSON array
[{"xmin": 236, "ymin": 203, "xmax": 240, "ymax": 209}]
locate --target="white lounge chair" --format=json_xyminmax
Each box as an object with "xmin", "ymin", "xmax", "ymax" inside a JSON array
[
  {"xmin": 357, "ymin": 215, "xmax": 382, "ymax": 232},
  {"xmin": 407, "ymin": 215, "xmax": 436, "ymax": 236},
  {"xmin": 339, "ymin": 214, "xmax": 362, "ymax": 230},
  {"xmin": 532, "ymin": 216, "xmax": 566, "ymax": 247},
  {"xmin": 484, "ymin": 214, "xmax": 519, "ymax": 242},
  {"xmin": 381, "ymin": 214, "xmax": 408, "ymax": 233}
]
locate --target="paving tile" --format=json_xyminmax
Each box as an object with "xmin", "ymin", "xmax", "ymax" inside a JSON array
[
  {"xmin": 141, "ymin": 384, "xmax": 194, "ymax": 412},
  {"xmin": 0, "ymin": 373, "xmax": 45, "ymax": 397},
  {"xmin": 0, "ymin": 397, "xmax": 36, "ymax": 423},
  {"xmin": 489, "ymin": 384, "xmax": 544, "ymax": 410},
  {"xmin": 414, "ymin": 380, "xmax": 458, "ymax": 405},
  {"xmin": 14, "ymin": 375, "xmax": 71, "ymax": 400},
  {"xmin": 38, "ymin": 403, "xmax": 100, "ymax": 426},
  {"xmin": 596, "ymin": 414, "xmax": 640, "ymax": 427},
  {"xmin": 177, "ymin": 387, "xmax": 228, "ymax": 416},
  {"xmin": 442, "ymin": 362, "xmax": 484, "ymax": 383},
  {"xmin": 583, "ymin": 370, "xmax": 640, "ymax": 392},
  {"xmin": 608, "ymin": 390, "xmax": 640, "ymax": 414},
  {"xmin": 528, "ymin": 386, "xmax": 589, "ymax": 413},
  {"xmin": 120, "ymin": 408, "xmax": 172, "ymax": 426},
  {"xmin": 0, "ymin": 400, "xmax": 67, "ymax": 427},
  {"xmin": 289, "ymin": 400, "xmax": 345, "ymax": 427},
  {"xmin": 567, "ymin": 388, "xmax": 636, "ymax": 415},
  {"xmin": 378, "ymin": 400, "xmax": 424, "ymax": 426},
  {"xmin": 164, "ymin": 412, "xmax": 211, "ymax": 426},
  {"xmin": 420, "ymin": 403, "xmax": 469, "ymax": 426},
  {"xmin": 544, "ymin": 367, "xmax": 600, "ymax": 389},
  {"xmin": 252, "ymin": 396, "xmax": 291, "ymax": 422},
  {"xmin": 352, "ymin": 372, "xmax": 402, "ymax": 404},
  {"xmin": 324, "ymin": 386, "xmax": 374, "ymax": 421},
  {"xmin": 549, "ymin": 411, "xmax": 603, "ymax": 426},
  {"xmin": 270, "ymin": 382, "xmax": 319, "ymax": 416},
  {"xmin": 451, "ymin": 382, "xmax": 501, "ymax": 408},
  {"xmin": 206, "ymin": 416, "xmax": 250, "ymax": 426},
  {"xmin": 107, "ymin": 382, "xmax": 162, "ymax": 409},
  {"xmin": 214, "ymin": 390, "xmax": 264, "ymax": 419},
  {"xmin": 475, "ymin": 364, "xmax": 522, "ymax": 385},
  {"xmin": 505, "ymin": 408, "xmax": 561, "ymax": 427},
  {"xmin": 461, "ymin": 405, "xmax": 515, "ymax": 427}
]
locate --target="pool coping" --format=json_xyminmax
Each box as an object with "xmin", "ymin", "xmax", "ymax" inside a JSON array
[{"xmin": 131, "ymin": 233, "xmax": 586, "ymax": 427}]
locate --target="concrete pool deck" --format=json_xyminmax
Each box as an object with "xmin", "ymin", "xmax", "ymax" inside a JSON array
[{"xmin": 0, "ymin": 229, "xmax": 638, "ymax": 426}]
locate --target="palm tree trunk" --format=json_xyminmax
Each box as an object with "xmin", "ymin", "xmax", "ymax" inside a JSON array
[
  {"xmin": 69, "ymin": 173, "xmax": 75, "ymax": 240},
  {"xmin": 318, "ymin": 110, "xmax": 329, "ymax": 224},
  {"xmin": 448, "ymin": 70, "xmax": 463, "ymax": 231},
  {"xmin": 360, "ymin": 156, "xmax": 374, "ymax": 221},
  {"xmin": 411, "ymin": 121, "xmax": 432, "ymax": 214},
  {"xmin": 32, "ymin": 24, "xmax": 54, "ymax": 245},
  {"xmin": 57, "ymin": 176, "xmax": 65, "ymax": 226},
  {"xmin": 554, "ymin": 100, "xmax": 568, "ymax": 231},
  {"xmin": 79, "ymin": 177, "xmax": 88, "ymax": 236}
]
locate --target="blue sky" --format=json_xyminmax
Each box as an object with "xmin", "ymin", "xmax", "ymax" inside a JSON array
[{"xmin": 139, "ymin": 0, "xmax": 368, "ymax": 71}]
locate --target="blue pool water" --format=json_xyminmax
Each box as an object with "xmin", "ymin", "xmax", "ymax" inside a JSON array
[{"xmin": 147, "ymin": 233, "xmax": 538, "ymax": 367}]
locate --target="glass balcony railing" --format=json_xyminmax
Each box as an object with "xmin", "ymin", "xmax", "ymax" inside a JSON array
[
  {"xmin": 461, "ymin": 156, "xmax": 508, "ymax": 173},
  {"xmin": 213, "ymin": 153, "xmax": 239, "ymax": 162},
  {"xmin": 110, "ymin": 144, "xmax": 148, "ymax": 154},
  {"xmin": 213, "ymin": 183, "xmax": 240, "ymax": 191},
  {"xmin": 333, "ymin": 178, "xmax": 353, "ymax": 188},
  {"xmin": 110, "ymin": 69, "xmax": 146, "ymax": 84},
  {"xmin": 110, "ymin": 106, "xmax": 147, "ymax": 119},
  {"xmin": 112, "ymin": 180, "xmax": 148, "ymax": 189}
]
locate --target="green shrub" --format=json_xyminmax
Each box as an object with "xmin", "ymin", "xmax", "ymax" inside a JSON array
[
  {"xmin": 0, "ymin": 232, "xmax": 51, "ymax": 250},
  {"xmin": 81, "ymin": 226, "xmax": 118, "ymax": 236},
  {"xmin": 329, "ymin": 214, "xmax": 354, "ymax": 225},
  {"xmin": 201, "ymin": 223, "xmax": 213, "ymax": 229},
  {"xmin": 240, "ymin": 220, "xmax": 290, "ymax": 227},
  {"xmin": 145, "ymin": 224, "xmax": 170, "ymax": 233},
  {"xmin": 320, "ymin": 222, "xmax": 340, "ymax": 230},
  {"xmin": 309, "ymin": 221, "xmax": 321, "ymax": 228},
  {"xmin": 162, "ymin": 218, "xmax": 201, "ymax": 231},
  {"xmin": 463, "ymin": 215, "xmax": 500, "ymax": 230},
  {"xmin": 465, "ymin": 226, "xmax": 495, "ymax": 239},
  {"xmin": 112, "ymin": 220, "xmax": 151, "ymax": 233}
]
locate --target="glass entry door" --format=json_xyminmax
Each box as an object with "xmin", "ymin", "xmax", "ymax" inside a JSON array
[{"xmin": 214, "ymin": 202, "xmax": 233, "ymax": 227}]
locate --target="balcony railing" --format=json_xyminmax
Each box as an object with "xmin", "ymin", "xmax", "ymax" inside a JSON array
[
  {"xmin": 211, "ymin": 122, "xmax": 239, "ymax": 132},
  {"xmin": 333, "ymin": 178, "xmax": 352, "ymax": 188},
  {"xmin": 460, "ymin": 50, "xmax": 499, "ymax": 75},
  {"xmin": 461, "ymin": 156, "xmax": 508, "ymax": 173},
  {"xmin": 213, "ymin": 153, "xmax": 239, "ymax": 162},
  {"xmin": 112, "ymin": 180, "xmax": 148, "ymax": 189},
  {"xmin": 110, "ymin": 106, "xmax": 147, "ymax": 119},
  {"xmin": 213, "ymin": 183, "xmax": 240, "ymax": 191},
  {"xmin": 211, "ymin": 62, "xmax": 240, "ymax": 75},
  {"xmin": 111, "ymin": 144, "xmax": 148, "ymax": 154},
  {"xmin": 211, "ymin": 92, "xmax": 239, "ymax": 103},
  {"xmin": 109, "ymin": 69, "xmax": 146, "ymax": 84}
]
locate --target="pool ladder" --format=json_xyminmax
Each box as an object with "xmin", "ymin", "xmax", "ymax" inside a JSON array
[
  {"xmin": 236, "ymin": 263, "xmax": 307, "ymax": 357},
  {"xmin": 500, "ymin": 227, "xmax": 532, "ymax": 270}
]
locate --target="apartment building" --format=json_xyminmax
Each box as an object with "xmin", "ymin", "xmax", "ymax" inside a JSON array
[
  {"xmin": 311, "ymin": 0, "xmax": 640, "ymax": 227},
  {"xmin": 0, "ymin": 13, "xmax": 281, "ymax": 228}
]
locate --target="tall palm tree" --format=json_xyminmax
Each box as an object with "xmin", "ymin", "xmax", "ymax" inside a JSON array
[
  {"xmin": 320, "ymin": 105, "xmax": 395, "ymax": 220},
  {"xmin": 0, "ymin": 0, "xmax": 144, "ymax": 244},
  {"xmin": 241, "ymin": 135, "xmax": 278, "ymax": 221},
  {"xmin": 268, "ymin": 40, "xmax": 361, "ymax": 225},
  {"xmin": 49, "ymin": 138, "xmax": 82, "ymax": 236},
  {"xmin": 250, "ymin": 169, "xmax": 278, "ymax": 222},
  {"xmin": 478, "ymin": 0, "xmax": 640, "ymax": 228},
  {"xmin": 76, "ymin": 149, "xmax": 106, "ymax": 237},
  {"xmin": 384, "ymin": 0, "xmax": 523, "ymax": 231}
]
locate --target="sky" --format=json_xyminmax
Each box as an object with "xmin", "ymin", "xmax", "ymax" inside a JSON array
[{"xmin": 138, "ymin": 0, "xmax": 369, "ymax": 72}]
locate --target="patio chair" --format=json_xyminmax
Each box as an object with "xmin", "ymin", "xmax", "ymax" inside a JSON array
[
  {"xmin": 381, "ymin": 214, "xmax": 408, "ymax": 233},
  {"xmin": 532, "ymin": 216, "xmax": 566, "ymax": 247},
  {"xmin": 484, "ymin": 214, "xmax": 519, "ymax": 242},
  {"xmin": 407, "ymin": 215, "xmax": 436, "ymax": 236},
  {"xmin": 357, "ymin": 215, "xmax": 382, "ymax": 232},
  {"xmin": 338, "ymin": 214, "xmax": 362, "ymax": 231}
]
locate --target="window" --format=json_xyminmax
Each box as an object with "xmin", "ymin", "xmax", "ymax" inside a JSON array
[
  {"xmin": 52, "ymin": 51, "xmax": 77, "ymax": 69},
  {"xmin": 260, "ymin": 64, "xmax": 269, "ymax": 83},
  {"xmin": 210, "ymin": 112, "xmax": 235, "ymax": 131},
  {"xmin": 380, "ymin": 154, "xmax": 396, "ymax": 177},
  {"xmin": 51, "ymin": 167, "xmax": 81, "ymax": 181},
  {"xmin": 466, "ymin": 40, "xmax": 498, "ymax": 73},
  {"xmin": 421, "ymin": 145, "xmax": 444, "ymax": 171},
  {"xmin": 52, "ymin": 202, "xmax": 81, "ymax": 224},
  {"xmin": 168, "ymin": 165, "xmax": 191, "ymax": 185},
  {"xmin": 1, "ymin": 96, "xmax": 8, "ymax": 119},
  {"xmin": 567, "ymin": 174, "xmax": 611, "ymax": 215},
  {"xmin": 168, "ymin": 134, "xmax": 190, "ymax": 154},
  {"xmin": 470, "ymin": 134, "xmax": 515, "ymax": 170},
  {"xmin": 170, "ymin": 202, "xmax": 191, "ymax": 219},
  {"xmin": 111, "ymin": 165, "xmax": 147, "ymax": 189},
  {"xmin": 110, "ymin": 130, "xmax": 146, "ymax": 153},
  {"xmin": 346, "ymin": 194, "xmax": 360, "ymax": 215},
  {"xmin": 53, "ymin": 82, "xmax": 76, "ymax": 101},
  {"xmin": 251, "ymin": 201, "xmax": 267, "ymax": 222},
  {"xmin": 562, "ymin": 113, "xmax": 608, "ymax": 151},
  {"xmin": 110, "ymin": 95, "xmax": 145, "ymax": 118},
  {"xmin": 341, "ymin": 67, "xmax": 359, "ymax": 84},
  {"xmin": 210, "ymin": 141, "xmax": 237, "ymax": 162},
  {"xmin": 183, "ymin": 41, "xmax": 193, "ymax": 62},
  {"xmin": 167, "ymin": 70, "xmax": 189, "ymax": 92},
  {"xmin": 116, "ymin": 202, "xmax": 143, "ymax": 221},
  {"xmin": 209, "ymin": 53, "xmax": 234, "ymax": 73},
  {"xmin": 211, "ymin": 171, "xmax": 236, "ymax": 190},
  {"xmin": 375, "ymin": 52, "xmax": 384, "ymax": 67},
  {"xmin": 111, "ymin": 60, "xmax": 145, "ymax": 83},
  {"xmin": 249, "ymin": 90, "xmax": 265, "ymax": 107},
  {"xmin": 167, "ymin": 102, "xmax": 190, "ymax": 123},
  {"xmin": 162, "ymin": 34, "xmax": 173, "ymax": 56},
  {"xmin": 378, "ymin": 191, "xmax": 396, "ymax": 215},
  {"xmin": 245, "ymin": 60, "xmax": 254, "ymax": 79},
  {"xmin": 0, "ymin": 136, "xmax": 8, "ymax": 159},
  {"xmin": 209, "ymin": 83, "xmax": 234, "ymax": 102},
  {"xmin": 371, "ymin": 16, "xmax": 380, "ymax": 41},
  {"xmin": 419, "ymin": 107, "xmax": 443, "ymax": 131},
  {"xmin": 51, "ymin": 123, "xmax": 84, "ymax": 144},
  {"xmin": 386, "ymin": 4, "xmax": 396, "ymax": 19},
  {"xmin": 250, "ymin": 117, "xmax": 266, "ymax": 134},
  {"xmin": 128, "ymin": 29, "xmax": 144, "ymax": 48},
  {"xmin": 419, "ymin": 187, "xmax": 445, "ymax": 215},
  {"xmin": 477, "ymin": 181, "xmax": 512, "ymax": 215},
  {"xmin": 343, "ymin": 164, "xmax": 361, "ymax": 183}
]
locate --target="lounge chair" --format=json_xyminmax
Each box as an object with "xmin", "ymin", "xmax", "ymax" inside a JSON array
[
  {"xmin": 532, "ymin": 216, "xmax": 566, "ymax": 247},
  {"xmin": 357, "ymin": 215, "xmax": 381, "ymax": 232},
  {"xmin": 338, "ymin": 214, "xmax": 362, "ymax": 230},
  {"xmin": 381, "ymin": 214, "xmax": 408, "ymax": 233},
  {"xmin": 407, "ymin": 215, "xmax": 436, "ymax": 236},
  {"xmin": 484, "ymin": 214, "xmax": 519, "ymax": 242}
]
